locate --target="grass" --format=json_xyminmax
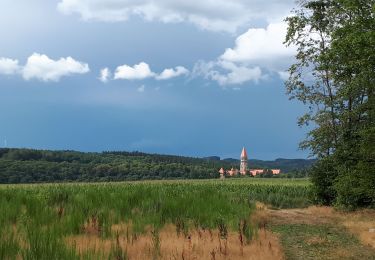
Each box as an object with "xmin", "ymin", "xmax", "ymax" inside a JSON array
[
  {"xmin": 271, "ymin": 224, "xmax": 375, "ymax": 260},
  {"xmin": 0, "ymin": 178, "xmax": 310, "ymax": 259},
  {"xmin": 261, "ymin": 206, "xmax": 375, "ymax": 259},
  {"xmin": 1, "ymin": 178, "xmax": 374, "ymax": 259}
]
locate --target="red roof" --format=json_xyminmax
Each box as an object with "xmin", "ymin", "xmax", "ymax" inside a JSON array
[{"xmin": 241, "ymin": 147, "xmax": 248, "ymax": 158}]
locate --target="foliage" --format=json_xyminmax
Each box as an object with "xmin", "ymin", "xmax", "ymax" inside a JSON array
[
  {"xmin": 0, "ymin": 148, "xmax": 225, "ymax": 183},
  {"xmin": 251, "ymin": 158, "xmax": 316, "ymax": 172},
  {"xmin": 0, "ymin": 148, "xmax": 314, "ymax": 183},
  {"xmin": 285, "ymin": 0, "xmax": 375, "ymax": 208},
  {"xmin": 309, "ymin": 157, "xmax": 338, "ymax": 205}
]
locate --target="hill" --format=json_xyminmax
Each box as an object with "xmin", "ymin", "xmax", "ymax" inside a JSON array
[
  {"xmin": 222, "ymin": 158, "xmax": 316, "ymax": 173},
  {"xmin": 0, "ymin": 148, "xmax": 314, "ymax": 183}
]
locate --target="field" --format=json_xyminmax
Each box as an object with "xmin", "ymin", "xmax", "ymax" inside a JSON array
[{"xmin": 0, "ymin": 178, "xmax": 374, "ymax": 259}]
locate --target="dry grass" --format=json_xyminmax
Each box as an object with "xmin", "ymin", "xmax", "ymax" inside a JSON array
[
  {"xmin": 267, "ymin": 206, "xmax": 335, "ymax": 225},
  {"xmin": 340, "ymin": 210, "xmax": 375, "ymax": 248},
  {"xmin": 67, "ymin": 223, "xmax": 284, "ymax": 259},
  {"xmin": 343, "ymin": 221, "xmax": 375, "ymax": 248},
  {"xmin": 70, "ymin": 204, "xmax": 375, "ymax": 259}
]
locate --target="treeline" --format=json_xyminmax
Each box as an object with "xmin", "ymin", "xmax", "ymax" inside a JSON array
[
  {"xmin": 0, "ymin": 148, "xmax": 313, "ymax": 183},
  {"xmin": 221, "ymin": 158, "xmax": 316, "ymax": 173},
  {"xmin": 0, "ymin": 148, "xmax": 232, "ymax": 183}
]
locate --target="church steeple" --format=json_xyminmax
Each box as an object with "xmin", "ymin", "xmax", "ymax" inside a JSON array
[
  {"xmin": 240, "ymin": 147, "xmax": 248, "ymax": 175},
  {"xmin": 241, "ymin": 147, "xmax": 248, "ymax": 159}
]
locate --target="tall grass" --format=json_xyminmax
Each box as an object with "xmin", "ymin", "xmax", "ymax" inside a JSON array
[{"xmin": 0, "ymin": 178, "xmax": 311, "ymax": 258}]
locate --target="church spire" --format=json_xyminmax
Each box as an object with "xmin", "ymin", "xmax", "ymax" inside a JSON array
[
  {"xmin": 241, "ymin": 147, "xmax": 248, "ymax": 159},
  {"xmin": 240, "ymin": 147, "xmax": 248, "ymax": 175}
]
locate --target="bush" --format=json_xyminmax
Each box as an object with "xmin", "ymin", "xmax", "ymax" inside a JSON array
[
  {"xmin": 335, "ymin": 167, "xmax": 375, "ymax": 210},
  {"xmin": 309, "ymin": 157, "xmax": 338, "ymax": 206}
]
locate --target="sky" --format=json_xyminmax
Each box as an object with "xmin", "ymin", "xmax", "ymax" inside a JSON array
[{"xmin": 0, "ymin": 0, "xmax": 311, "ymax": 160}]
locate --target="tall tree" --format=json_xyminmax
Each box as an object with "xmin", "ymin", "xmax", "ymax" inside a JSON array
[{"xmin": 285, "ymin": 0, "xmax": 375, "ymax": 208}]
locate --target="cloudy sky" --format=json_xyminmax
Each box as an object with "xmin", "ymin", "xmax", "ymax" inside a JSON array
[{"xmin": 0, "ymin": 0, "xmax": 309, "ymax": 159}]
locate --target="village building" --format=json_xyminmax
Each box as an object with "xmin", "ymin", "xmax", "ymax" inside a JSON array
[
  {"xmin": 249, "ymin": 169, "xmax": 265, "ymax": 176},
  {"xmin": 249, "ymin": 169, "xmax": 281, "ymax": 176},
  {"xmin": 227, "ymin": 167, "xmax": 239, "ymax": 176},
  {"xmin": 218, "ymin": 147, "xmax": 281, "ymax": 177}
]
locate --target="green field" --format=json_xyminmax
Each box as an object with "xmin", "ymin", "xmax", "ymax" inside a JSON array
[
  {"xmin": 0, "ymin": 178, "xmax": 311, "ymax": 259},
  {"xmin": 1, "ymin": 178, "xmax": 375, "ymax": 259}
]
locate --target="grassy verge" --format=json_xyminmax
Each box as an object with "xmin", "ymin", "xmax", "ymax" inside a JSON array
[{"xmin": 271, "ymin": 222, "xmax": 375, "ymax": 259}]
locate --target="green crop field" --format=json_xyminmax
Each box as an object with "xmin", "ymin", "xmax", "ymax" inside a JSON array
[{"xmin": 0, "ymin": 178, "xmax": 311, "ymax": 259}]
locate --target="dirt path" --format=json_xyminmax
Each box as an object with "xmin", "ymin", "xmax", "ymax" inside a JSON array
[
  {"xmin": 254, "ymin": 204, "xmax": 375, "ymax": 259},
  {"xmin": 267, "ymin": 206, "xmax": 375, "ymax": 248}
]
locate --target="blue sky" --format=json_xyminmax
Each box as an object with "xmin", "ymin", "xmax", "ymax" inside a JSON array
[{"xmin": 0, "ymin": 0, "xmax": 310, "ymax": 160}]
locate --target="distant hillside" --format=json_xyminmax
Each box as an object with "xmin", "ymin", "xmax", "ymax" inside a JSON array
[
  {"xmin": 222, "ymin": 158, "xmax": 316, "ymax": 172},
  {"xmin": 0, "ymin": 148, "xmax": 314, "ymax": 184},
  {"xmin": 0, "ymin": 148, "xmax": 232, "ymax": 184},
  {"xmin": 202, "ymin": 156, "xmax": 221, "ymax": 161}
]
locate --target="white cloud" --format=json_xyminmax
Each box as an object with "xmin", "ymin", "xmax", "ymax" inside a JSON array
[
  {"xmin": 99, "ymin": 67, "xmax": 111, "ymax": 82},
  {"xmin": 114, "ymin": 62, "xmax": 155, "ymax": 80},
  {"xmin": 112, "ymin": 62, "xmax": 189, "ymax": 81},
  {"xmin": 193, "ymin": 60, "xmax": 262, "ymax": 86},
  {"xmin": 213, "ymin": 61, "xmax": 262, "ymax": 85},
  {"xmin": 156, "ymin": 66, "xmax": 189, "ymax": 80},
  {"xmin": 221, "ymin": 22, "xmax": 295, "ymax": 69},
  {"xmin": 57, "ymin": 0, "xmax": 294, "ymax": 33},
  {"xmin": 0, "ymin": 58, "xmax": 20, "ymax": 75},
  {"xmin": 193, "ymin": 21, "xmax": 296, "ymax": 85},
  {"xmin": 0, "ymin": 54, "xmax": 89, "ymax": 82},
  {"xmin": 22, "ymin": 53, "xmax": 89, "ymax": 81},
  {"xmin": 137, "ymin": 84, "xmax": 145, "ymax": 92}
]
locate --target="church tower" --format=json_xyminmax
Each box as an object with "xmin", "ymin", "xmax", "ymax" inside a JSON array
[{"xmin": 240, "ymin": 147, "xmax": 248, "ymax": 175}]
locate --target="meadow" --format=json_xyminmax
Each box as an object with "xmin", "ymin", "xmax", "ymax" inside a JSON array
[{"xmin": 0, "ymin": 178, "xmax": 311, "ymax": 259}]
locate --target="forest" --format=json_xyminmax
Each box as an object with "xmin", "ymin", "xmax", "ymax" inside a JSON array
[{"xmin": 0, "ymin": 148, "xmax": 313, "ymax": 183}]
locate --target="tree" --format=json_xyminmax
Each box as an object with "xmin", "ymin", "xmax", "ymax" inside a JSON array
[{"xmin": 285, "ymin": 0, "xmax": 375, "ymax": 208}]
